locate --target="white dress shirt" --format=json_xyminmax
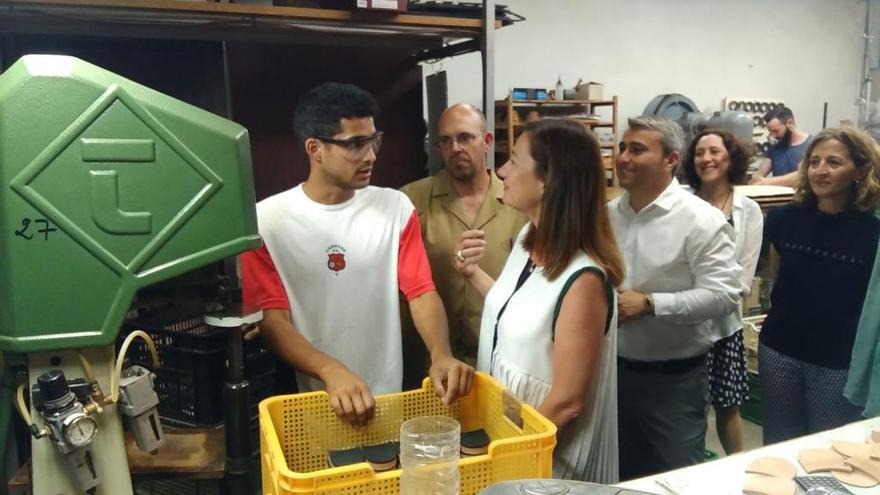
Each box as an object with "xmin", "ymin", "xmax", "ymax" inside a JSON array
[
  {"xmin": 725, "ymin": 190, "xmax": 764, "ymax": 331},
  {"xmin": 609, "ymin": 179, "xmax": 742, "ymax": 361},
  {"xmin": 686, "ymin": 188, "xmax": 765, "ymax": 340}
]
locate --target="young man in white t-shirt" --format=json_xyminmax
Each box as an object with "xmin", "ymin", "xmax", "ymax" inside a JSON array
[{"xmin": 241, "ymin": 82, "xmax": 473, "ymax": 427}]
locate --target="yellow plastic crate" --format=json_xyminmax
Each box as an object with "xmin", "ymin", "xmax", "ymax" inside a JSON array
[{"xmin": 259, "ymin": 372, "xmax": 556, "ymax": 494}]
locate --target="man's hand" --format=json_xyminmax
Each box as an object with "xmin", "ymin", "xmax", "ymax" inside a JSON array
[
  {"xmin": 617, "ymin": 289, "xmax": 649, "ymax": 324},
  {"xmin": 319, "ymin": 362, "xmax": 375, "ymax": 427},
  {"xmin": 428, "ymin": 354, "xmax": 474, "ymax": 405},
  {"xmin": 454, "ymin": 230, "xmax": 486, "ymax": 278},
  {"xmin": 242, "ymin": 323, "xmax": 261, "ymax": 341},
  {"xmin": 750, "ymin": 174, "xmax": 770, "ymax": 185}
]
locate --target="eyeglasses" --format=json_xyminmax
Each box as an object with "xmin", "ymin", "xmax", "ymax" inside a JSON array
[
  {"xmin": 316, "ymin": 131, "xmax": 383, "ymax": 159},
  {"xmin": 436, "ymin": 132, "xmax": 482, "ymax": 150}
]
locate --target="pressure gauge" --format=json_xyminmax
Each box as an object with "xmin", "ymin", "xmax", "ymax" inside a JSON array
[{"xmin": 62, "ymin": 413, "xmax": 97, "ymax": 448}]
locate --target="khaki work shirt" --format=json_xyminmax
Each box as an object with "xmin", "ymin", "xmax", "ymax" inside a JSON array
[{"xmin": 401, "ymin": 169, "xmax": 527, "ymax": 366}]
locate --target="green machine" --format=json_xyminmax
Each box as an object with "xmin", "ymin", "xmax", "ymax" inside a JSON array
[{"xmin": 0, "ymin": 55, "xmax": 261, "ymax": 494}]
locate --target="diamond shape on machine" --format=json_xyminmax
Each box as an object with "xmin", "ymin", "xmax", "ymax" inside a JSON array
[{"xmin": 10, "ymin": 84, "xmax": 222, "ymax": 276}]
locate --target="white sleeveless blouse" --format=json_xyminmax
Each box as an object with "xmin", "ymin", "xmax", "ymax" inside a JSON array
[{"xmin": 476, "ymin": 226, "xmax": 619, "ymax": 483}]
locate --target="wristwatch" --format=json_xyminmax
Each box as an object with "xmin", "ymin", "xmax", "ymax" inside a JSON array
[{"xmin": 643, "ymin": 294, "xmax": 655, "ymax": 316}]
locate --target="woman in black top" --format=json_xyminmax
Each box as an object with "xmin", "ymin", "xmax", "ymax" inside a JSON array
[{"xmin": 760, "ymin": 127, "xmax": 880, "ymax": 444}]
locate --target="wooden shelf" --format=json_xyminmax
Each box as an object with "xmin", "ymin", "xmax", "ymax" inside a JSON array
[
  {"xmin": 495, "ymin": 99, "xmax": 616, "ymax": 106},
  {"xmin": 0, "ymin": 0, "xmax": 502, "ymax": 48},
  {"xmin": 495, "ymin": 93, "xmax": 619, "ymax": 187},
  {"xmin": 498, "ymin": 120, "xmax": 614, "ymax": 129},
  {"xmin": 1, "ymin": 0, "xmax": 497, "ymax": 28}
]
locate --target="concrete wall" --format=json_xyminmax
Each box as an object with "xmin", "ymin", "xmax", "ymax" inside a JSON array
[{"xmin": 429, "ymin": 0, "xmax": 867, "ymax": 135}]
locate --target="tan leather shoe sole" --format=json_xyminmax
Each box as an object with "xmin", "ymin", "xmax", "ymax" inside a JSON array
[
  {"xmin": 833, "ymin": 466, "xmax": 879, "ymax": 488},
  {"xmin": 746, "ymin": 457, "xmax": 797, "ymax": 479},
  {"xmin": 832, "ymin": 440, "xmax": 873, "ymax": 458},
  {"xmin": 797, "ymin": 448, "xmax": 852, "ymax": 474},
  {"xmin": 742, "ymin": 475, "xmax": 796, "ymax": 495}
]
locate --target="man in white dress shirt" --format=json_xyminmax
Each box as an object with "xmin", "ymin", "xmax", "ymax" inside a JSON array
[{"xmin": 609, "ymin": 116, "xmax": 742, "ymax": 480}]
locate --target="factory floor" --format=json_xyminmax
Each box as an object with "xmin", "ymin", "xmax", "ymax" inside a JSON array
[{"xmin": 705, "ymin": 407, "xmax": 764, "ymax": 458}]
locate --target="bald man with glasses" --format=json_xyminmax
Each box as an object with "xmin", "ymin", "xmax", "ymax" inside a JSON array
[
  {"xmin": 241, "ymin": 83, "xmax": 473, "ymax": 427},
  {"xmin": 400, "ymin": 104, "xmax": 526, "ymax": 387}
]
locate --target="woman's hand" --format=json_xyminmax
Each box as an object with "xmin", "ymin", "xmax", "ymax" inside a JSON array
[
  {"xmin": 454, "ymin": 230, "xmax": 496, "ymax": 299},
  {"xmin": 455, "ymin": 230, "xmax": 486, "ymax": 278}
]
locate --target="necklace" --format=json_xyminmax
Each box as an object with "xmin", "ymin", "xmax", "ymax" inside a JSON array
[{"xmin": 700, "ymin": 186, "xmax": 732, "ymax": 214}]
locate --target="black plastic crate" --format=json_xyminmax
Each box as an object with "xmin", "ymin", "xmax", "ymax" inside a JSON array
[
  {"xmin": 155, "ymin": 352, "xmax": 225, "ymax": 425},
  {"xmin": 120, "ymin": 311, "xmax": 276, "ymax": 427},
  {"xmin": 122, "ymin": 312, "xmax": 226, "ymax": 368},
  {"xmin": 244, "ymin": 347, "xmax": 277, "ymax": 380},
  {"xmin": 249, "ymin": 415, "xmax": 260, "ymax": 457},
  {"xmin": 134, "ymin": 479, "xmax": 221, "ymax": 495},
  {"xmin": 247, "ymin": 370, "xmax": 276, "ymax": 419}
]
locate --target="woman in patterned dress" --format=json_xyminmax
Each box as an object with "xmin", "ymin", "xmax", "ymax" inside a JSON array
[{"xmin": 682, "ymin": 129, "xmax": 763, "ymax": 454}]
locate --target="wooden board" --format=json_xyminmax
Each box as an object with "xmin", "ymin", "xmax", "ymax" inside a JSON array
[
  {"xmin": 127, "ymin": 428, "xmax": 225, "ymax": 477},
  {"xmin": 8, "ymin": 428, "xmax": 225, "ymax": 489},
  {"xmin": 736, "ymin": 185, "xmax": 795, "ymax": 198},
  {"xmin": 1, "ymin": 0, "xmax": 500, "ymax": 29}
]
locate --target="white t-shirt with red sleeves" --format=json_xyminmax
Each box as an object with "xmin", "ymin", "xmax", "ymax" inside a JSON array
[{"xmin": 241, "ymin": 184, "xmax": 435, "ymax": 395}]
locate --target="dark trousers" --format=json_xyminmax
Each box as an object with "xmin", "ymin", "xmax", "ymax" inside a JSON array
[
  {"xmin": 617, "ymin": 356, "xmax": 710, "ymax": 481},
  {"xmin": 759, "ymin": 342, "xmax": 862, "ymax": 445}
]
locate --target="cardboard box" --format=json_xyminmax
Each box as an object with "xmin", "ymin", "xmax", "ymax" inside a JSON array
[
  {"xmin": 354, "ymin": 0, "xmax": 407, "ymax": 12},
  {"xmin": 576, "ymin": 81, "xmax": 604, "ymax": 101}
]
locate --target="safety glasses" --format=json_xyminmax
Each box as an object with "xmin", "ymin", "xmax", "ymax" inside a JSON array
[{"xmin": 316, "ymin": 131, "xmax": 383, "ymax": 159}]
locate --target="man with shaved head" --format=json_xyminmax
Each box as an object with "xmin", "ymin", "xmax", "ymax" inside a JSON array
[{"xmin": 400, "ymin": 104, "xmax": 526, "ymax": 387}]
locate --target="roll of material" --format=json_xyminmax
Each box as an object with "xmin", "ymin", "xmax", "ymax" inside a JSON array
[
  {"xmin": 707, "ymin": 111, "xmax": 755, "ymax": 145},
  {"xmin": 364, "ymin": 442, "xmax": 399, "ymax": 472},
  {"xmin": 461, "ymin": 429, "xmax": 490, "ymax": 456},
  {"xmin": 328, "ymin": 447, "xmax": 365, "ymax": 468},
  {"xmin": 642, "ymin": 94, "xmax": 699, "ymax": 121}
]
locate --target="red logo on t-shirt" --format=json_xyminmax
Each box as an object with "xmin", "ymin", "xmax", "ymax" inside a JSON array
[
  {"xmin": 327, "ymin": 253, "xmax": 346, "ymax": 271},
  {"xmin": 326, "ymin": 244, "xmax": 347, "ymax": 273}
]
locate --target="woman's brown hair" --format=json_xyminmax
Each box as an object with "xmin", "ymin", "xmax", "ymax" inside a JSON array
[
  {"xmin": 681, "ymin": 129, "xmax": 754, "ymax": 189},
  {"xmin": 794, "ymin": 126, "xmax": 880, "ymax": 213},
  {"xmin": 520, "ymin": 118, "xmax": 624, "ymax": 286}
]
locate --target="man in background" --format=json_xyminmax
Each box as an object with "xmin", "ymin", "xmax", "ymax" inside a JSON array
[
  {"xmin": 750, "ymin": 106, "xmax": 812, "ymax": 187},
  {"xmin": 400, "ymin": 103, "xmax": 526, "ymax": 387}
]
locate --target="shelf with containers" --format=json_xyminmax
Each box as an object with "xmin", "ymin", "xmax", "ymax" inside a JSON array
[{"xmin": 494, "ymin": 95, "xmax": 619, "ymax": 187}]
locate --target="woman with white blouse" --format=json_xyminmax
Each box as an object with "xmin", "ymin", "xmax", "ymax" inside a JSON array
[
  {"xmin": 454, "ymin": 118, "xmax": 625, "ymax": 483},
  {"xmin": 681, "ymin": 129, "xmax": 763, "ymax": 454}
]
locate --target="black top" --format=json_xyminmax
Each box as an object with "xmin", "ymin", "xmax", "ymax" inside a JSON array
[{"xmin": 760, "ymin": 204, "xmax": 880, "ymax": 369}]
